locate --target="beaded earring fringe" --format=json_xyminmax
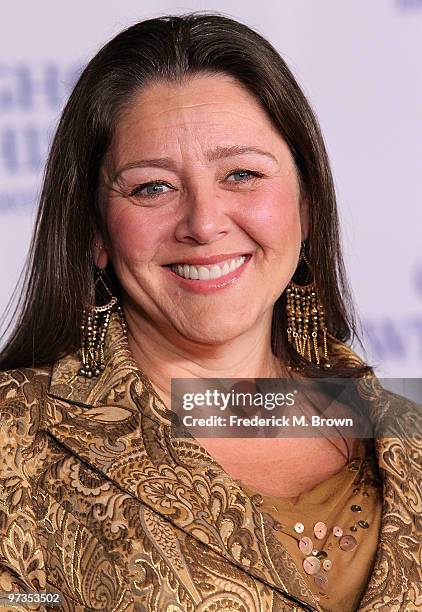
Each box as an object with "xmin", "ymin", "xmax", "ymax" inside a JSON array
[
  {"xmin": 78, "ymin": 271, "xmax": 126, "ymax": 378},
  {"xmin": 286, "ymin": 242, "xmax": 330, "ymax": 369}
]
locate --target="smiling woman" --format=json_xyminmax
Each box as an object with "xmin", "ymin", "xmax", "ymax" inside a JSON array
[{"xmin": 0, "ymin": 11, "xmax": 420, "ymax": 612}]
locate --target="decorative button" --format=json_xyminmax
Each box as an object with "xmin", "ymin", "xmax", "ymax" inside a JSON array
[
  {"xmin": 350, "ymin": 526, "xmax": 358, "ymax": 532},
  {"xmin": 314, "ymin": 521, "xmax": 327, "ymax": 540},
  {"xmin": 339, "ymin": 535, "xmax": 358, "ymax": 551},
  {"xmin": 358, "ymin": 520, "xmax": 370, "ymax": 529},
  {"xmin": 303, "ymin": 556, "xmax": 321, "ymax": 575},
  {"xmin": 294, "ymin": 522, "xmax": 305, "ymax": 534},
  {"xmin": 251, "ymin": 494, "xmax": 263, "ymax": 506},
  {"xmin": 332, "ymin": 526, "xmax": 343, "ymax": 537},
  {"xmin": 351, "ymin": 504, "xmax": 362, "ymax": 512},
  {"xmin": 314, "ymin": 573, "xmax": 328, "ymax": 589},
  {"xmin": 322, "ymin": 559, "xmax": 332, "ymax": 571},
  {"xmin": 299, "ymin": 536, "xmax": 313, "ymax": 555}
]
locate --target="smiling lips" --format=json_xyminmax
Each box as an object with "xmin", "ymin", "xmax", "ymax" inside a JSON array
[
  {"xmin": 162, "ymin": 253, "xmax": 252, "ymax": 293},
  {"xmin": 170, "ymin": 255, "xmax": 247, "ymax": 280}
]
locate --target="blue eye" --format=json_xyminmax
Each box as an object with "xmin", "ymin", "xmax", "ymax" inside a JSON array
[
  {"xmin": 130, "ymin": 182, "xmax": 172, "ymax": 198},
  {"xmin": 227, "ymin": 169, "xmax": 262, "ymax": 182}
]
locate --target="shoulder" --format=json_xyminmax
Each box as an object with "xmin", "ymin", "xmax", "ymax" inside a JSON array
[
  {"xmin": 328, "ymin": 332, "xmax": 371, "ymax": 370},
  {"xmin": 323, "ymin": 336, "xmax": 421, "ymax": 475},
  {"xmin": 355, "ymin": 374, "xmax": 422, "ymax": 437},
  {"xmin": 355, "ymin": 376, "xmax": 421, "ymax": 514},
  {"xmin": 0, "ymin": 365, "xmax": 52, "ymax": 402},
  {"xmin": 328, "ymin": 335, "xmax": 421, "ymax": 433},
  {"xmin": 0, "ymin": 365, "xmax": 52, "ymax": 447},
  {"xmin": 0, "ymin": 365, "xmax": 51, "ymax": 401},
  {"xmin": 0, "ymin": 366, "xmax": 52, "ymax": 515}
]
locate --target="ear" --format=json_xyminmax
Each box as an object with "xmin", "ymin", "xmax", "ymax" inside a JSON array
[
  {"xmin": 93, "ymin": 232, "xmax": 108, "ymax": 269},
  {"xmin": 299, "ymin": 197, "xmax": 310, "ymax": 242}
]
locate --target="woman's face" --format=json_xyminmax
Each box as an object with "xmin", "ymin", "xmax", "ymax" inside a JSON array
[{"xmin": 98, "ymin": 73, "xmax": 309, "ymax": 344}]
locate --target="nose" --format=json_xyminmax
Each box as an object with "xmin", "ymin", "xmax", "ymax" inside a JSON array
[{"xmin": 174, "ymin": 186, "xmax": 230, "ymax": 245}]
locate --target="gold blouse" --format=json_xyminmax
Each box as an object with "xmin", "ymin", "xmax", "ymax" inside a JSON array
[{"xmin": 236, "ymin": 440, "xmax": 382, "ymax": 612}]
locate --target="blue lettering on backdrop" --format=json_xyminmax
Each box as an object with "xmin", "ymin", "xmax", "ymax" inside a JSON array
[
  {"xmin": 1, "ymin": 125, "xmax": 48, "ymax": 173},
  {"xmin": 396, "ymin": 0, "xmax": 422, "ymax": 7},
  {"xmin": 414, "ymin": 261, "xmax": 422, "ymax": 298},
  {"xmin": 0, "ymin": 62, "xmax": 83, "ymax": 212},
  {"xmin": 363, "ymin": 263, "xmax": 422, "ymax": 365},
  {"xmin": 410, "ymin": 318, "xmax": 422, "ymax": 357},
  {"xmin": 0, "ymin": 189, "xmax": 37, "ymax": 212},
  {"xmin": 0, "ymin": 62, "xmax": 81, "ymax": 112},
  {"xmin": 1, "ymin": 128, "xmax": 18, "ymax": 173},
  {"xmin": 363, "ymin": 319, "xmax": 406, "ymax": 359},
  {"xmin": 363, "ymin": 317, "xmax": 422, "ymax": 361}
]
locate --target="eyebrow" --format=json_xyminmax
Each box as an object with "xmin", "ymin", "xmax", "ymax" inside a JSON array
[{"xmin": 112, "ymin": 145, "xmax": 278, "ymax": 181}]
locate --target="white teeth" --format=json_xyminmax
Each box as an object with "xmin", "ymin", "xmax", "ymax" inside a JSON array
[
  {"xmin": 198, "ymin": 267, "xmax": 210, "ymax": 280},
  {"xmin": 171, "ymin": 256, "xmax": 247, "ymax": 280},
  {"xmin": 210, "ymin": 265, "xmax": 221, "ymax": 279}
]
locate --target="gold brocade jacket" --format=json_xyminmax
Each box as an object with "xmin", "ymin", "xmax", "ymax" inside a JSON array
[{"xmin": 0, "ymin": 315, "xmax": 421, "ymax": 612}]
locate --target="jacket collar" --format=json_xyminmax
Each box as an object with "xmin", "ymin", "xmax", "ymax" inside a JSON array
[{"xmin": 44, "ymin": 313, "xmax": 417, "ymax": 610}]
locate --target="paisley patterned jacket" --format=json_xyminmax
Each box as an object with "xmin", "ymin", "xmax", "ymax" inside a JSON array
[{"xmin": 0, "ymin": 314, "xmax": 421, "ymax": 612}]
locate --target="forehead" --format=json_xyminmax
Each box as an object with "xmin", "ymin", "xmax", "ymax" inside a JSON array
[{"xmin": 111, "ymin": 73, "xmax": 286, "ymax": 152}]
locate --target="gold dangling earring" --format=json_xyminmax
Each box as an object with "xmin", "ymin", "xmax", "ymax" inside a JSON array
[
  {"xmin": 78, "ymin": 269, "xmax": 126, "ymax": 378},
  {"xmin": 286, "ymin": 241, "xmax": 331, "ymax": 368}
]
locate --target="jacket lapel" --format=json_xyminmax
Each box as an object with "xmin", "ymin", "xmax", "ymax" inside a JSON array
[{"xmin": 44, "ymin": 313, "xmax": 321, "ymax": 611}]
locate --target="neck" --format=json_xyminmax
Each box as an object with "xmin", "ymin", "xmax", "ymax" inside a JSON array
[{"xmin": 123, "ymin": 301, "xmax": 289, "ymax": 406}]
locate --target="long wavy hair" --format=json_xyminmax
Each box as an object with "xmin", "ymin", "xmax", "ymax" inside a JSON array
[{"xmin": 0, "ymin": 11, "xmax": 373, "ymax": 378}]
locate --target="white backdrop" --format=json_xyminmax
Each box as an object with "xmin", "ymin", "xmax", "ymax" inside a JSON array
[{"xmin": 1, "ymin": 0, "xmax": 421, "ymax": 377}]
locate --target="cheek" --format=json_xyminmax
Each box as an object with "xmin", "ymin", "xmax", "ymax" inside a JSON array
[
  {"xmin": 104, "ymin": 205, "xmax": 168, "ymax": 265},
  {"xmin": 242, "ymin": 185, "xmax": 301, "ymax": 247}
]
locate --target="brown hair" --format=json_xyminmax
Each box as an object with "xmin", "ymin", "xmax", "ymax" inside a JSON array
[{"xmin": 0, "ymin": 11, "xmax": 373, "ymax": 378}]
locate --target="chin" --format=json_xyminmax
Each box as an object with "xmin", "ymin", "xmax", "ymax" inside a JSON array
[{"xmin": 179, "ymin": 322, "xmax": 247, "ymax": 345}]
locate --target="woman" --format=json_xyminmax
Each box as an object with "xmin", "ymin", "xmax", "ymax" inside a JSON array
[{"xmin": 0, "ymin": 12, "xmax": 420, "ymax": 612}]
